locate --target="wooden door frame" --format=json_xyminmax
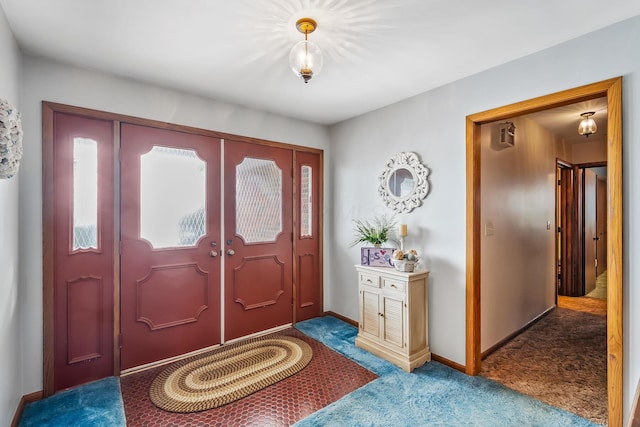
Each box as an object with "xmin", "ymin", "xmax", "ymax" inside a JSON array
[
  {"xmin": 465, "ymin": 77, "xmax": 623, "ymax": 426},
  {"xmin": 43, "ymin": 101, "xmax": 324, "ymax": 396}
]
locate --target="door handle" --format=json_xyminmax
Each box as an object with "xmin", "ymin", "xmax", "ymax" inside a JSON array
[
  {"xmin": 227, "ymin": 249, "xmax": 235, "ymax": 256},
  {"xmin": 209, "ymin": 250, "xmax": 218, "ymax": 258}
]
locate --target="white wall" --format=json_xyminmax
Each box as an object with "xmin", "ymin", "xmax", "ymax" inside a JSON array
[
  {"xmin": 13, "ymin": 12, "xmax": 640, "ymax": 426},
  {"xmin": 329, "ymin": 16, "xmax": 640, "ymax": 422},
  {"xmin": 0, "ymin": 7, "xmax": 22, "ymax": 426},
  {"xmin": 480, "ymin": 117, "xmax": 567, "ymax": 351},
  {"xmin": 18, "ymin": 55, "xmax": 331, "ymax": 396}
]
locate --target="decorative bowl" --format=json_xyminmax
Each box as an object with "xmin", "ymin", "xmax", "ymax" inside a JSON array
[{"xmin": 392, "ymin": 259, "xmax": 417, "ymax": 272}]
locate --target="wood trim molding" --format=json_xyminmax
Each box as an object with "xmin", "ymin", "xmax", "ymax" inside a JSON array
[
  {"xmin": 41, "ymin": 101, "xmax": 324, "ymax": 155},
  {"xmin": 324, "ymin": 312, "xmax": 467, "ymax": 373},
  {"xmin": 11, "ymin": 391, "xmax": 43, "ymax": 427},
  {"xmin": 324, "ymin": 311, "xmax": 358, "ymax": 327},
  {"xmin": 42, "ymin": 103, "xmax": 55, "ymax": 397},
  {"xmin": 606, "ymin": 77, "xmax": 623, "ymax": 427},
  {"xmin": 465, "ymin": 116, "xmax": 481, "ymax": 375},
  {"xmin": 465, "ymin": 77, "xmax": 623, "ymax": 427},
  {"xmin": 431, "ymin": 353, "xmax": 465, "ymax": 373},
  {"xmin": 481, "ymin": 307, "xmax": 553, "ymax": 359}
]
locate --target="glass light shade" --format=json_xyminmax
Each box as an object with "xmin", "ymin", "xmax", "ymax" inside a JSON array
[
  {"xmin": 289, "ymin": 40, "xmax": 323, "ymax": 83},
  {"xmin": 578, "ymin": 117, "xmax": 597, "ymax": 137}
]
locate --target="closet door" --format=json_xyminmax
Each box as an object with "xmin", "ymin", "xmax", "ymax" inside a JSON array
[
  {"xmin": 223, "ymin": 140, "xmax": 293, "ymax": 340},
  {"xmin": 120, "ymin": 124, "xmax": 221, "ymax": 369}
]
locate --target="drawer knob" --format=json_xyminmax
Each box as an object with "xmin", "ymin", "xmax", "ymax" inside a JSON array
[
  {"xmin": 390, "ymin": 284, "xmax": 397, "ymax": 288},
  {"xmin": 379, "ymin": 313, "xmax": 384, "ymax": 317},
  {"xmin": 366, "ymin": 279, "xmax": 372, "ymax": 283}
]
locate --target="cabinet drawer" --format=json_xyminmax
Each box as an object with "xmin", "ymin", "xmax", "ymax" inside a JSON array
[
  {"xmin": 359, "ymin": 272, "xmax": 380, "ymax": 288},
  {"xmin": 383, "ymin": 278, "xmax": 406, "ymax": 293}
]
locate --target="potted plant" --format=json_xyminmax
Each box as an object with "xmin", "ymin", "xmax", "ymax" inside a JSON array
[{"xmin": 350, "ymin": 215, "xmax": 398, "ymax": 267}]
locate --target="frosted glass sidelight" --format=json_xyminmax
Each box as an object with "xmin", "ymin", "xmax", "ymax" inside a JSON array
[
  {"xmin": 236, "ymin": 158, "xmax": 282, "ymax": 243},
  {"xmin": 300, "ymin": 165, "xmax": 312, "ymax": 237},
  {"xmin": 73, "ymin": 138, "xmax": 98, "ymax": 250},
  {"xmin": 140, "ymin": 146, "xmax": 206, "ymax": 249}
]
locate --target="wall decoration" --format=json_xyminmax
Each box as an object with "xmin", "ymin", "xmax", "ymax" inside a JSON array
[
  {"xmin": 0, "ymin": 98, "xmax": 23, "ymax": 179},
  {"xmin": 378, "ymin": 152, "xmax": 429, "ymax": 213}
]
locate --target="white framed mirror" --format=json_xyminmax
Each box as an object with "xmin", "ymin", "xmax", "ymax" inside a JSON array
[{"xmin": 378, "ymin": 152, "xmax": 430, "ymax": 213}]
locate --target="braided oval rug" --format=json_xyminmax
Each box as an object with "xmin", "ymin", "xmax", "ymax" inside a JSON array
[{"xmin": 149, "ymin": 335, "xmax": 312, "ymax": 413}]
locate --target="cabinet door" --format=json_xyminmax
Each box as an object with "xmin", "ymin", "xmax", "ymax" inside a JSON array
[
  {"xmin": 380, "ymin": 292, "xmax": 406, "ymax": 352},
  {"xmin": 359, "ymin": 286, "xmax": 381, "ymax": 339}
]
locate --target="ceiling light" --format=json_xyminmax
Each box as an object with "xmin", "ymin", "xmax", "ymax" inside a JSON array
[
  {"xmin": 289, "ymin": 18, "xmax": 323, "ymax": 84},
  {"xmin": 578, "ymin": 112, "xmax": 597, "ymax": 138}
]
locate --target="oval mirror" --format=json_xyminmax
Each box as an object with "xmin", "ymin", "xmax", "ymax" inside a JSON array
[{"xmin": 378, "ymin": 152, "xmax": 430, "ymax": 213}]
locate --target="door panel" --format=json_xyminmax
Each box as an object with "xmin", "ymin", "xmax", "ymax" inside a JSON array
[
  {"xmin": 295, "ymin": 151, "xmax": 322, "ymax": 321},
  {"xmin": 224, "ymin": 140, "xmax": 293, "ymax": 340},
  {"xmin": 584, "ymin": 169, "xmax": 597, "ymax": 294},
  {"xmin": 120, "ymin": 124, "xmax": 221, "ymax": 369},
  {"xmin": 557, "ymin": 164, "xmax": 579, "ymax": 296},
  {"xmin": 53, "ymin": 113, "xmax": 114, "ymax": 391},
  {"xmin": 596, "ymin": 175, "xmax": 607, "ymax": 275}
]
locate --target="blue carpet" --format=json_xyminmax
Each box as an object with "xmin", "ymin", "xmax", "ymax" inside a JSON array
[
  {"xmin": 294, "ymin": 316, "xmax": 599, "ymax": 427},
  {"xmin": 295, "ymin": 315, "xmax": 400, "ymax": 377},
  {"xmin": 20, "ymin": 377, "xmax": 126, "ymax": 427}
]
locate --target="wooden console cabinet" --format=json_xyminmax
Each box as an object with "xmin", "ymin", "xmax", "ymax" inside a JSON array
[{"xmin": 355, "ymin": 265, "xmax": 430, "ymax": 372}]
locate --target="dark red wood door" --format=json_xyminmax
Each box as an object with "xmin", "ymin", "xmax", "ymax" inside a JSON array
[
  {"xmin": 223, "ymin": 140, "xmax": 293, "ymax": 341},
  {"xmin": 120, "ymin": 124, "xmax": 221, "ymax": 369},
  {"xmin": 295, "ymin": 151, "xmax": 322, "ymax": 322},
  {"xmin": 53, "ymin": 113, "xmax": 115, "ymax": 391}
]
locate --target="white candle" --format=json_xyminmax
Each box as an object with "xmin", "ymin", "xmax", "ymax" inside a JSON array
[{"xmin": 399, "ymin": 224, "xmax": 408, "ymax": 237}]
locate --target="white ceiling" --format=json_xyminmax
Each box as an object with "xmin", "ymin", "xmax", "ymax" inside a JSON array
[
  {"xmin": 1, "ymin": 0, "xmax": 639, "ymax": 125},
  {"xmin": 524, "ymin": 97, "xmax": 608, "ymax": 145}
]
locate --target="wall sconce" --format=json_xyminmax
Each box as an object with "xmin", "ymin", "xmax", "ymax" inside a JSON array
[
  {"xmin": 289, "ymin": 18, "xmax": 323, "ymax": 84},
  {"xmin": 578, "ymin": 111, "xmax": 597, "ymax": 138}
]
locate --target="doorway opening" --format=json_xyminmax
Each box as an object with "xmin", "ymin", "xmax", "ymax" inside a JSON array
[
  {"xmin": 557, "ymin": 161, "xmax": 608, "ymax": 299},
  {"xmin": 465, "ymin": 77, "xmax": 623, "ymax": 426}
]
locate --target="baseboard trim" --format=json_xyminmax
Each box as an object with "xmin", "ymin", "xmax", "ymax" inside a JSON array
[
  {"xmin": 481, "ymin": 306, "xmax": 555, "ymax": 359},
  {"xmin": 322, "ymin": 312, "xmax": 467, "ymax": 373},
  {"xmin": 431, "ymin": 353, "xmax": 466, "ymax": 373},
  {"xmin": 323, "ymin": 311, "xmax": 357, "ymax": 327},
  {"xmin": 12, "ymin": 390, "xmax": 43, "ymax": 427},
  {"xmin": 122, "ymin": 323, "xmax": 292, "ymax": 376}
]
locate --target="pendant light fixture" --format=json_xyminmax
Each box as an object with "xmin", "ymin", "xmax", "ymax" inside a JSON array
[
  {"xmin": 289, "ymin": 18, "xmax": 323, "ymax": 84},
  {"xmin": 578, "ymin": 111, "xmax": 597, "ymax": 138}
]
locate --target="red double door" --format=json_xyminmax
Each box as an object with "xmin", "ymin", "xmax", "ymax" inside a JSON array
[
  {"xmin": 51, "ymin": 112, "xmax": 320, "ymax": 391},
  {"xmin": 119, "ymin": 124, "xmax": 294, "ymax": 369}
]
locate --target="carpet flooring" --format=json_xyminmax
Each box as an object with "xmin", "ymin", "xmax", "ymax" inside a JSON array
[
  {"xmin": 20, "ymin": 315, "xmax": 602, "ymax": 426},
  {"xmin": 19, "ymin": 377, "xmax": 126, "ymax": 427},
  {"xmin": 480, "ymin": 307, "xmax": 607, "ymax": 425},
  {"xmin": 295, "ymin": 316, "xmax": 598, "ymax": 427}
]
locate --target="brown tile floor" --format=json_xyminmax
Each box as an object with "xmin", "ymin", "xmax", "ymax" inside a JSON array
[{"xmin": 121, "ymin": 328, "xmax": 378, "ymax": 426}]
